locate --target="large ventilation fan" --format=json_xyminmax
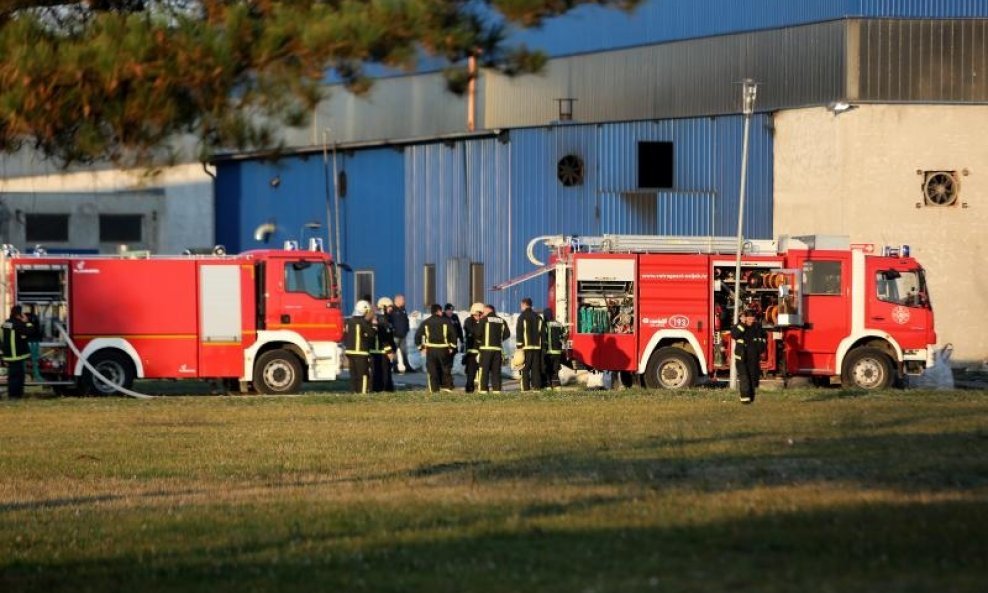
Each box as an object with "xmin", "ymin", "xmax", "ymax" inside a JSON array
[
  {"xmin": 557, "ymin": 154, "xmax": 585, "ymax": 187},
  {"xmin": 923, "ymin": 171, "xmax": 959, "ymax": 207}
]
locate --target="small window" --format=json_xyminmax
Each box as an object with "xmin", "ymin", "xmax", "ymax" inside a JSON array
[
  {"xmin": 470, "ymin": 262, "xmax": 485, "ymax": 305},
  {"xmin": 354, "ymin": 270, "xmax": 374, "ymax": 305},
  {"xmin": 99, "ymin": 214, "xmax": 142, "ymax": 243},
  {"xmin": 423, "ymin": 264, "xmax": 436, "ymax": 307},
  {"xmin": 25, "ymin": 214, "xmax": 69, "ymax": 242},
  {"xmin": 803, "ymin": 261, "xmax": 843, "ymax": 295},
  {"xmin": 876, "ymin": 270, "xmax": 927, "ymax": 308},
  {"xmin": 285, "ymin": 260, "xmax": 329, "ymax": 299},
  {"xmin": 638, "ymin": 141, "xmax": 674, "ymax": 189}
]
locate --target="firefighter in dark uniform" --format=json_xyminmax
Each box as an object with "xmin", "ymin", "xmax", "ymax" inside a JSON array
[
  {"xmin": 543, "ymin": 307, "xmax": 566, "ymax": 390},
  {"xmin": 371, "ymin": 297, "xmax": 396, "ymax": 392},
  {"xmin": 462, "ymin": 302, "xmax": 485, "ymax": 393},
  {"xmin": 2, "ymin": 305, "xmax": 31, "ymax": 399},
  {"xmin": 344, "ymin": 300, "xmax": 376, "ymax": 394},
  {"xmin": 442, "ymin": 304, "xmax": 463, "ymax": 390},
  {"xmin": 415, "ymin": 304, "xmax": 456, "ymax": 393},
  {"xmin": 732, "ymin": 309, "xmax": 767, "ymax": 404},
  {"xmin": 476, "ymin": 305, "xmax": 510, "ymax": 393},
  {"xmin": 516, "ymin": 297, "xmax": 545, "ymax": 391}
]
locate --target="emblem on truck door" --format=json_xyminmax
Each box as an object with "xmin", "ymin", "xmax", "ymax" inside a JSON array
[{"xmin": 892, "ymin": 306, "xmax": 911, "ymax": 325}]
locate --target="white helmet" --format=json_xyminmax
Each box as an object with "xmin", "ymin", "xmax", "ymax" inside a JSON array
[
  {"xmin": 377, "ymin": 297, "xmax": 394, "ymax": 309},
  {"xmin": 352, "ymin": 300, "xmax": 372, "ymax": 316},
  {"xmin": 469, "ymin": 302, "xmax": 485, "ymax": 315}
]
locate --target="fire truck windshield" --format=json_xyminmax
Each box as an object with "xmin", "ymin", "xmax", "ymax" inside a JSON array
[{"xmin": 876, "ymin": 269, "xmax": 929, "ymax": 308}]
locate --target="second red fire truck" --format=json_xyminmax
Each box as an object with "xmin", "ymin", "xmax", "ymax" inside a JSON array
[{"xmin": 520, "ymin": 234, "xmax": 937, "ymax": 390}]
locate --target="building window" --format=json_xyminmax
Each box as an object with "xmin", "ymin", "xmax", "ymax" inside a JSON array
[
  {"xmin": 285, "ymin": 260, "xmax": 330, "ymax": 299},
  {"xmin": 25, "ymin": 214, "xmax": 69, "ymax": 243},
  {"xmin": 99, "ymin": 214, "xmax": 143, "ymax": 243},
  {"xmin": 803, "ymin": 261, "xmax": 843, "ymax": 296},
  {"xmin": 638, "ymin": 141, "xmax": 674, "ymax": 189},
  {"xmin": 423, "ymin": 264, "xmax": 436, "ymax": 307},
  {"xmin": 354, "ymin": 270, "xmax": 375, "ymax": 305},
  {"xmin": 470, "ymin": 262, "xmax": 485, "ymax": 305}
]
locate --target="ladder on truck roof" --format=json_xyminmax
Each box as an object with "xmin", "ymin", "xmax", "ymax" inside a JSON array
[{"xmin": 572, "ymin": 235, "xmax": 778, "ymax": 255}]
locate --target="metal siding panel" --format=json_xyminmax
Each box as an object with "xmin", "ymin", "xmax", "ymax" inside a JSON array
[
  {"xmin": 856, "ymin": 18, "xmax": 988, "ymax": 101},
  {"xmin": 484, "ymin": 21, "xmax": 847, "ymax": 128}
]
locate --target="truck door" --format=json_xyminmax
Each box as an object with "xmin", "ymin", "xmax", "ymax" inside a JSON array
[
  {"xmin": 866, "ymin": 260, "xmax": 932, "ymax": 351},
  {"xmin": 793, "ymin": 256, "xmax": 850, "ymax": 373},
  {"xmin": 570, "ymin": 255, "xmax": 637, "ymax": 372},
  {"xmin": 265, "ymin": 257, "xmax": 343, "ymax": 342}
]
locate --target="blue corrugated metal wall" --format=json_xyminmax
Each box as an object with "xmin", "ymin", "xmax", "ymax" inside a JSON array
[
  {"xmin": 404, "ymin": 116, "xmax": 773, "ymax": 312},
  {"xmin": 214, "ymin": 148, "xmax": 405, "ymax": 314}
]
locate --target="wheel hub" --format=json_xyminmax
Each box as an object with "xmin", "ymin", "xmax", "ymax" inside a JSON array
[
  {"xmin": 659, "ymin": 360, "xmax": 687, "ymax": 388},
  {"xmin": 852, "ymin": 358, "xmax": 884, "ymax": 389},
  {"xmin": 94, "ymin": 361, "xmax": 125, "ymax": 393},
  {"xmin": 264, "ymin": 361, "xmax": 294, "ymax": 389}
]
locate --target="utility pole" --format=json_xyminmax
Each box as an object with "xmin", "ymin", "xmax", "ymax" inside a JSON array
[{"xmin": 729, "ymin": 79, "xmax": 758, "ymax": 390}]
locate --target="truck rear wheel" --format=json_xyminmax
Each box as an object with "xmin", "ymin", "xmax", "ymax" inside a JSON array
[
  {"xmin": 644, "ymin": 347, "xmax": 698, "ymax": 390},
  {"xmin": 841, "ymin": 347, "xmax": 894, "ymax": 390},
  {"xmin": 81, "ymin": 350, "xmax": 136, "ymax": 396},
  {"xmin": 253, "ymin": 349, "xmax": 303, "ymax": 395}
]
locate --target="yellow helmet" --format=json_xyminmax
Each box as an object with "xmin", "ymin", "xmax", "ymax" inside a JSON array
[
  {"xmin": 469, "ymin": 302, "xmax": 485, "ymax": 315},
  {"xmin": 377, "ymin": 297, "xmax": 394, "ymax": 309}
]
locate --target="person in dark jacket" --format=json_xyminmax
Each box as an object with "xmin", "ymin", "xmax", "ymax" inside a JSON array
[
  {"xmin": 516, "ymin": 297, "xmax": 545, "ymax": 391},
  {"xmin": 415, "ymin": 304, "xmax": 456, "ymax": 393},
  {"xmin": 462, "ymin": 302, "xmax": 484, "ymax": 393},
  {"xmin": 442, "ymin": 303, "xmax": 464, "ymax": 389},
  {"xmin": 389, "ymin": 294, "xmax": 415, "ymax": 373},
  {"xmin": 344, "ymin": 300, "xmax": 377, "ymax": 394},
  {"xmin": 24, "ymin": 305, "xmax": 42, "ymax": 382},
  {"xmin": 543, "ymin": 307, "xmax": 566, "ymax": 389},
  {"xmin": 476, "ymin": 305, "xmax": 510, "ymax": 393},
  {"xmin": 2, "ymin": 305, "xmax": 31, "ymax": 399},
  {"xmin": 371, "ymin": 297, "xmax": 396, "ymax": 392},
  {"xmin": 731, "ymin": 309, "xmax": 767, "ymax": 404}
]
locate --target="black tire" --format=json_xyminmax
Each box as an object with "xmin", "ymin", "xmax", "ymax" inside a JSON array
[
  {"xmin": 81, "ymin": 350, "xmax": 136, "ymax": 396},
  {"xmin": 253, "ymin": 349, "xmax": 303, "ymax": 395},
  {"xmin": 643, "ymin": 347, "xmax": 698, "ymax": 390},
  {"xmin": 841, "ymin": 347, "xmax": 895, "ymax": 390}
]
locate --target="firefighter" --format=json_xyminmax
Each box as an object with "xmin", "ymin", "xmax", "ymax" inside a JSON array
[
  {"xmin": 516, "ymin": 297, "xmax": 545, "ymax": 391},
  {"xmin": 731, "ymin": 309, "xmax": 767, "ymax": 404},
  {"xmin": 442, "ymin": 303, "xmax": 464, "ymax": 389},
  {"xmin": 543, "ymin": 307, "xmax": 566, "ymax": 389},
  {"xmin": 344, "ymin": 300, "xmax": 376, "ymax": 394},
  {"xmin": 371, "ymin": 297, "xmax": 396, "ymax": 392},
  {"xmin": 2, "ymin": 305, "xmax": 31, "ymax": 399},
  {"xmin": 476, "ymin": 305, "xmax": 510, "ymax": 393},
  {"xmin": 462, "ymin": 302, "xmax": 484, "ymax": 393},
  {"xmin": 415, "ymin": 304, "xmax": 456, "ymax": 393}
]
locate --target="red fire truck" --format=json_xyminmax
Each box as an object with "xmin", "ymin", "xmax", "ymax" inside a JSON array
[
  {"xmin": 521, "ymin": 234, "xmax": 937, "ymax": 390},
  {"xmin": 0, "ymin": 242, "xmax": 344, "ymax": 395}
]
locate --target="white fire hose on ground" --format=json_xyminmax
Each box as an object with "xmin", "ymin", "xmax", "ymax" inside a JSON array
[{"xmin": 55, "ymin": 323, "xmax": 155, "ymax": 400}]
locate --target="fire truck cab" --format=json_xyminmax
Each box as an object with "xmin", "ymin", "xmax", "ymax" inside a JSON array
[
  {"xmin": 0, "ymin": 242, "xmax": 345, "ymax": 395},
  {"xmin": 526, "ymin": 234, "xmax": 937, "ymax": 390}
]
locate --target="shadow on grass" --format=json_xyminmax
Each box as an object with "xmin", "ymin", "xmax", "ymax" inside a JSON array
[
  {"xmin": 2, "ymin": 498, "xmax": 985, "ymax": 593},
  {"xmin": 398, "ymin": 430, "xmax": 988, "ymax": 493}
]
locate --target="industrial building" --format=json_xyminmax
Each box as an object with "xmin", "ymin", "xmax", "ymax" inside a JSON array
[{"xmin": 214, "ymin": 0, "xmax": 988, "ymax": 365}]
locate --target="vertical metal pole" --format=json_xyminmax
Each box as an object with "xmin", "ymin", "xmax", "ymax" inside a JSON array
[
  {"xmin": 467, "ymin": 53, "xmax": 477, "ymax": 132},
  {"xmin": 729, "ymin": 79, "xmax": 758, "ymax": 390},
  {"xmin": 332, "ymin": 139, "xmax": 343, "ymax": 296}
]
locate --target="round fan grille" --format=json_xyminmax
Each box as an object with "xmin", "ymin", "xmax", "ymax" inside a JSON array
[
  {"xmin": 923, "ymin": 172, "xmax": 959, "ymax": 206},
  {"xmin": 557, "ymin": 155, "xmax": 584, "ymax": 187}
]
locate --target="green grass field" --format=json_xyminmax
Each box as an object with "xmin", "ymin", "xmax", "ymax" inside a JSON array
[{"xmin": 1, "ymin": 387, "xmax": 986, "ymax": 592}]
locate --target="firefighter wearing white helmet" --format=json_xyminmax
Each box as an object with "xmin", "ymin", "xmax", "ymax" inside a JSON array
[
  {"xmin": 344, "ymin": 300, "xmax": 376, "ymax": 394},
  {"xmin": 371, "ymin": 298, "xmax": 396, "ymax": 392},
  {"xmin": 462, "ymin": 302, "xmax": 486, "ymax": 393}
]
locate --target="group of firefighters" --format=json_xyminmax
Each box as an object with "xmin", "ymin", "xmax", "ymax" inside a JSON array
[{"xmin": 343, "ymin": 297, "xmax": 567, "ymax": 395}]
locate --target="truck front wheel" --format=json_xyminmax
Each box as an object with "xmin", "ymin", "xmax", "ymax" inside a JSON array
[
  {"xmin": 841, "ymin": 347, "xmax": 894, "ymax": 390},
  {"xmin": 253, "ymin": 349, "xmax": 303, "ymax": 395},
  {"xmin": 644, "ymin": 347, "xmax": 698, "ymax": 390},
  {"xmin": 81, "ymin": 350, "xmax": 136, "ymax": 396}
]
